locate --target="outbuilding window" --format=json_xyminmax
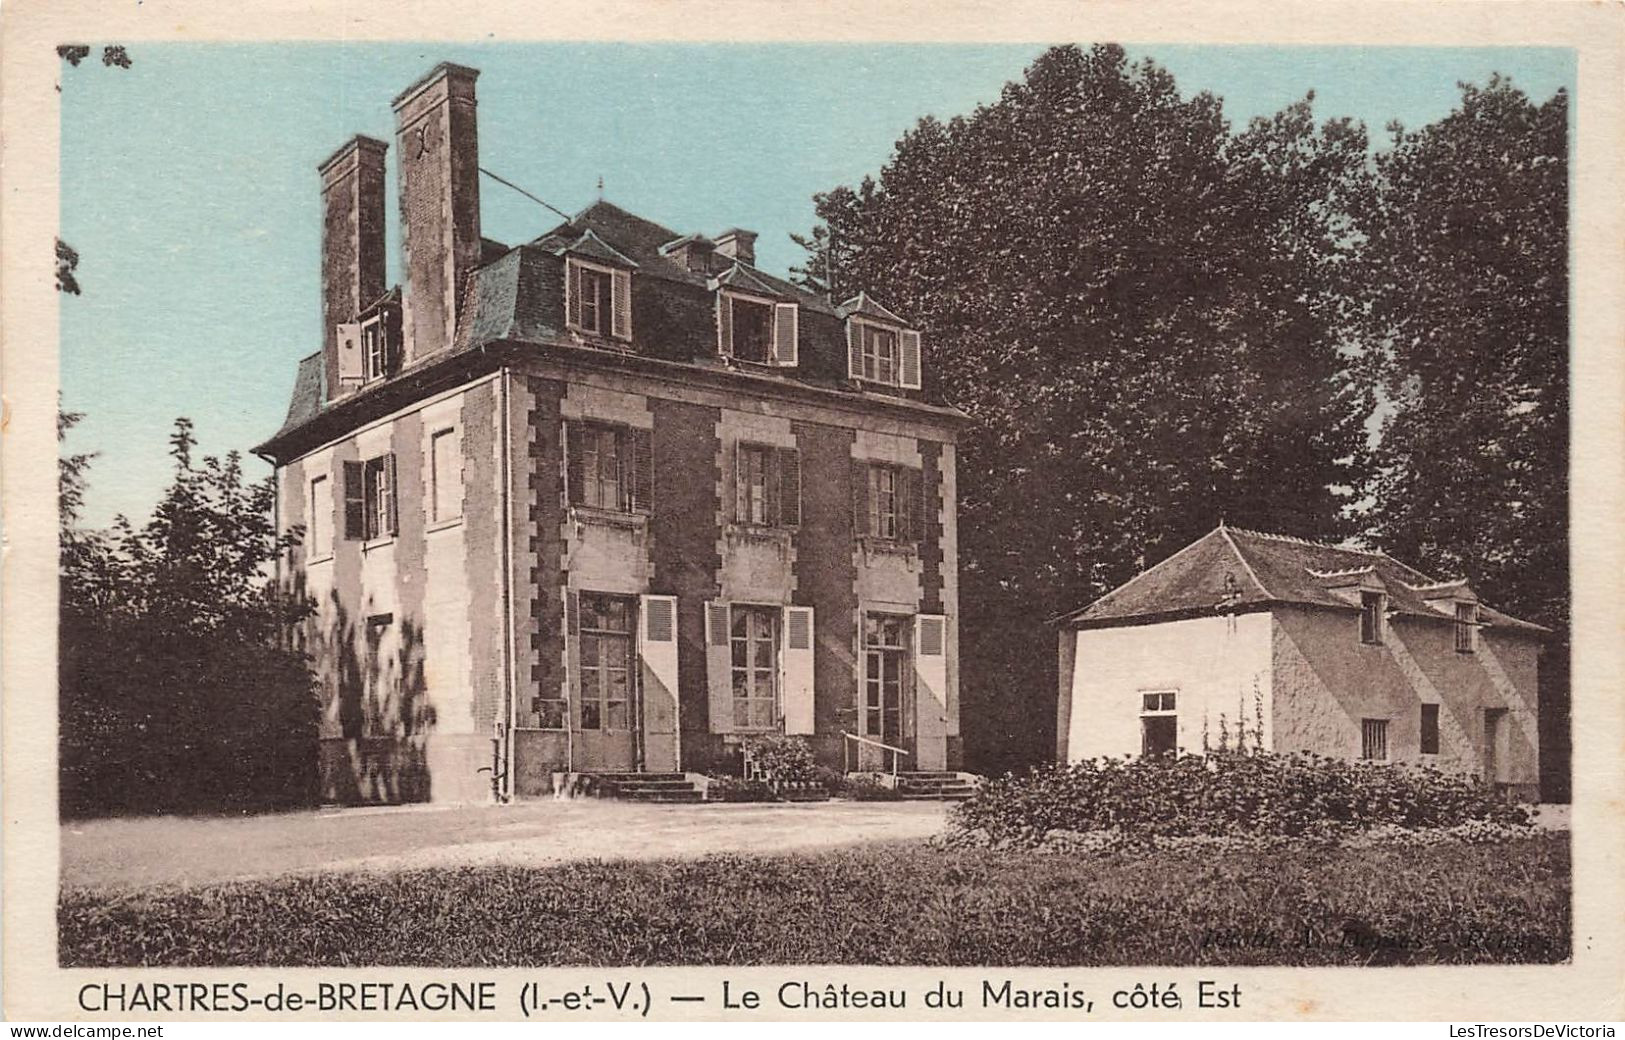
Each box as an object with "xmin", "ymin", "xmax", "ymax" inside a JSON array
[
  {"xmin": 1140, "ymin": 691, "xmax": 1177, "ymax": 757},
  {"xmin": 1361, "ymin": 718, "xmax": 1389, "ymax": 761},
  {"xmin": 1420, "ymin": 704, "xmax": 1440, "ymax": 755},
  {"xmin": 1359, "ymin": 591, "xmax": 1386, "ymax": 645},
  {"xmin": 1454, "ymin": 602, "xmax": 1478, "ymax": 653}
]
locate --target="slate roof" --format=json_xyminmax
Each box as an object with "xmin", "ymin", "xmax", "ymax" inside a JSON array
[
  {"xmin": 1058, "ymin": 525, "xmax": 1548, "ymax": 636},
  {"xmin": 259, "ymin": 198, "xmax": 956, "ymax": 459}
]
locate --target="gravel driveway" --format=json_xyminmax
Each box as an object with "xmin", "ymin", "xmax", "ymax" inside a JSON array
[{"xmin": 61, "ymin": 799, "xmax": 952, "ymax": 890}]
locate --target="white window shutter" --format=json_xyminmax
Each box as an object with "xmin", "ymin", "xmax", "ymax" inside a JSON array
[
  {"xmin": 336, "ymin": 322, "xmax": 363, "ymax": 382},
  {"xmin": 567, "ymin": 260, "xmax": 582, "ymax": 329},
  {"xmin": 913, "ymin": 613, "xmax": 949, "ymax": 741},
  {"xmin": 781, "ymin": 607, "xmax": 815, "ymax": 735},
  {"xmin": 705, "ymin": 600, "xmax": 734, "ymax": 735},
  {"xmin": 773, "ymin": 302, "xmax": 799, "ymax": 367},
  {"xmin": 846, "ymin": 320, "xmax": 862, "ymax": 379},
  {"xmin": 899, "ymin": 329, "xmax": 922, "ymax": 389},
  {"xmin": 612, "ymin": 269, "xmax": 633, "ymax": 341},
  {"xmin": 639, "ymin": 594, "xmax": 681, "ymax": 770}
]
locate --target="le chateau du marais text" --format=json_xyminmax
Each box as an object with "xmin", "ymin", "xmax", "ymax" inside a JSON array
[{"xmin": 76, "ymin": 979, "xmax": 1244, "ymax": 1015}]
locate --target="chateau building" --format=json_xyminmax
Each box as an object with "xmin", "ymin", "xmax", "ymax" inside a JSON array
[{"xmin": 256, "ymin": 63, "xmax": 967, "ymax": 804}]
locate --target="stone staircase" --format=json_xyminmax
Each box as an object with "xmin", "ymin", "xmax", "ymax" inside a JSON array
[
  {"xmin": 591, "ymin": 772, "xmax": 704, "ymax": 803},
  {"xmin": 892, "ymin": 771, "xmax": 979, "ymax": 801}
]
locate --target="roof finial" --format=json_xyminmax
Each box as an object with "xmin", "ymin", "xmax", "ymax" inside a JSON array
[{"xmin": 596, "ymin": 175, "xmax": 604, "ymax": 200}]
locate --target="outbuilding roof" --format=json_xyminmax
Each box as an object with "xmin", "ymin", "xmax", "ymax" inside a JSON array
[{"xmin": 1057, "ymin": 524, "xmax": 1548, "ymax": 636}]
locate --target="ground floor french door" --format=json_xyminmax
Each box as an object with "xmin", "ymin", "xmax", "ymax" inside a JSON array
[
  {"xmin": 574, "ymin": 592, "xmax": 638, "ymax": 771},
  {"xmin": 859, "ymin": 614, "xmax": 910, "ymax": 770}
]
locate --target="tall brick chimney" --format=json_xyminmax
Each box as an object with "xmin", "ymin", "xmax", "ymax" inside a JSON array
[
  {"xmin": 318, "ymin": 135, "xmax": 387, "ymax": 400},
  {"xmin": 714, "ymin": 228, "xmax": 758, "ymax": 268},
  {"xmin": 392, "ymin": 63, "xmax": 481, "ymax": 365}
]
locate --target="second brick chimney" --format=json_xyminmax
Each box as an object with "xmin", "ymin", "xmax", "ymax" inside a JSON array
[
  {"xmin": 393, "ymin": 63, "xmax": 481, "ymax": 365},
  {"xmin": 714, "ymin": 228, "xmax": 757, "ymax": 268},
  {"xmin": 318, "ymin": 135, "xmax": 387, "ymax": 400}
]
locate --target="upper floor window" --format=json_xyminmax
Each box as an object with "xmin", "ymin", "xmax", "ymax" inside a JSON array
[
  {"xmin": 567, "ymin": 421, "xmax": 652, "ymax": 514},
  {"xmin": 856, "ymin": 462, "xmax": 922, "ymax": 543},
  {"xmin": 847, "ymin": 320, "xmax": 921, "ymax": 389},
  {"xmin": 1359, "ymin": 591, "xmax": 1386, "ymax": 645},
  {"xmin": 1454, "ymin": 602, "xmax": 1478, "ymax": 653},
  {"xmin": 720, "ymin": 292, "xmax": 799, "ymax": 367},
  {"xmin": 734, "ymin": 443, "xmax": 800, "ymax": 528},
  {"xmin": 567, "ymin": 258, "xmax": 632, "ymax": 341},
  {"xmin": 308, "ymin": 474, "xmax": 332, "ymax": 559},
  {"xmin": 430, "ymin": 427, "xmax": 462, "ymax": 524},
  {"xmin": 342, "ymin": 454, "xmax": 398, "ymax": 542}
]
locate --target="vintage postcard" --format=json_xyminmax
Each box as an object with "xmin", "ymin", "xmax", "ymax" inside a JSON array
[{"xmin": 3, "ymin": 0, "xmax": 1622, "ymax": 1027}]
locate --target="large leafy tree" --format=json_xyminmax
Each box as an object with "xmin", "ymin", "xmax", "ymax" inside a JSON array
[
  {"xmin": 794, "ymin": 45, "xmax": 1369, "ymax": 770},
  {"xmin": 1355, "ymin": 77, "xmax": 1568, "ymax": 633},
  {"xmin": 1353, "ymin": 79, "xmax": 1568, "ymax": 800},
  {"xmin": 59, "ymin": 417, "xmax": 319, "ymax": 816}
]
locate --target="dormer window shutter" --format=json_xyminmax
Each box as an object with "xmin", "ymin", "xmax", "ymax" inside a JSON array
[
  {"xmin": 846, "ymin": 321, "xmax": 862, "ymax": 379},
  {"xmin": 611, "ymin": 269, "xmax": 632, "ymax": 341},
  {"xmin": 899, "ymin": 329, "xmax": 922, "ymax": 389},
  {"xmin": 718, "ymin": 293, "xmax": 734, "ymax": 358},
  {"xmin": 336, "ymin": 322, "xmax": 363, "ymax": 388},
  {"xmin": 773, "ymin": 302, "xmax": 799, "ymax": 367},
  {"xmin": 567, "ymin": 260, "xmax": 583, "ymax": 329}
]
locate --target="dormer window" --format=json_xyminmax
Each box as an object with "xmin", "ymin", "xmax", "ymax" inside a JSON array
[
  {"xmin": 335, "ymin": 304, "xmax": 399, "ymax": 391},
  {"xmin": 731, "ymin": 296, "xmax": 774, "ymax": 363},
  {"xmin": 1360, "ymin": 591, "xmax": 1386, "ymax": 645},
  {"xmin": 719, "ymin": 290, "xmax": 798, "ymax": 367},
  {"xmin": 361, "ymin": 315, "xmax": 390, "ymax": 382},
  {"xmin": 845, "ymin": 315, "xmax": 921, "ymax": 389},
  {"xmin": 1455, "ymin": 601, "xmax": 1478, "ymax": 653},
  {"xmin": 862, "ymin": 325, "xmax": 898, "ymax": 384},
  {"xmin": 567, "ymin": 257, "xmax": 631, "ymax": 342}
]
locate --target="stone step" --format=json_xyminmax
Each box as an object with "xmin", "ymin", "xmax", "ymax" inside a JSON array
[
  {"xmin": 594, "ymin": 772, "xmax": 687, "ymax": 782},
  {"xmin": 622, "ymin": 790, "xmax": 703, "ymax": 804}
]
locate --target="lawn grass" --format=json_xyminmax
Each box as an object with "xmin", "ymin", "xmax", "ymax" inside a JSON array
[{"xmin": 60, "ymin": 835, "xmax": 1570, "ymax": 967}]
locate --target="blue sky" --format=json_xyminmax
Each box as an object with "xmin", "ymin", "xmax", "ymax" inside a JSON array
[{"xmin": 59, "ymin": 43, "xmax": 1574, "ymax": 528}]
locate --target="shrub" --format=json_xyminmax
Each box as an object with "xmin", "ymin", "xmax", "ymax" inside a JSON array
[
  {"xmin": 741, "ymin": 734, "xmax": 818, "ymax": 783},
  {"xmin": 842, "ymin": 776, "xmax": 903, "ymax": 801},
  {"xmin": 949, "ymin": 750, "xmax": 1531, "ymax": 848},
  {"xmin": 704, "ymin": 776, "xmax": 779, "ymax": 803}
]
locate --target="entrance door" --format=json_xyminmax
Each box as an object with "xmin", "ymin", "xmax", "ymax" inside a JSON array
[
  {"xmin": 575, "ymin": 592, "xmax": 637, "ymax": 772},
  {"xmin": 1483, "ymin": 708, "xmax": 1508, "ymax": 789},
  {"xmin": 861, "ymin": 614, "xmax": 908, "ymax": 769}
]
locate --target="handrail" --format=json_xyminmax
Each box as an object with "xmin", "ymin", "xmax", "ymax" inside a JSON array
[
  {"xmin": 841, "ymin": 731, "xmax": 910, "ymax": 757},
  {"xmin": 841, "ymin": 730, "xmax": 910, "ymax": 777}
]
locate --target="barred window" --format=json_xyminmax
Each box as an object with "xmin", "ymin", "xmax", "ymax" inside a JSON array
[{"xmin": 1361, "ymin": 718, "xmax": 1389, "ymax": 761}]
